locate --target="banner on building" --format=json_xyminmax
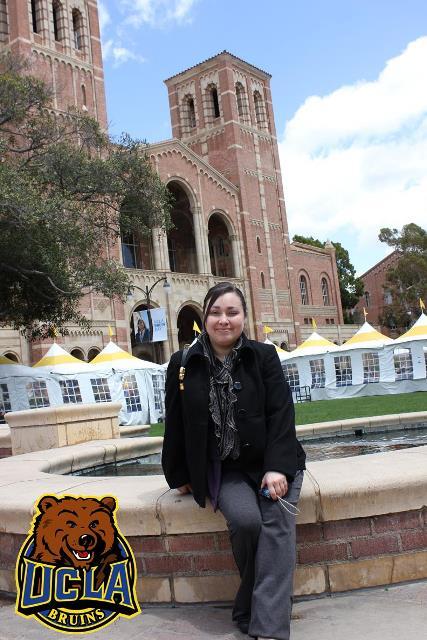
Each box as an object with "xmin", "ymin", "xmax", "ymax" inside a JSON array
[{"xmin": 133, "ymin": 309, "xmax": 168, "ymax": 343}]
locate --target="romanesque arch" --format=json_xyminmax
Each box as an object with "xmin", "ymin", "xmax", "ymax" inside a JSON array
[
  {"xmin": 207, "ymin": 211, "xmax": 235, "ymax": 278},
  {"xmin": 166, "ymin": 181, "xmax": 198, "ymax": 274},
  {"xmin": 176, "ymin": 303, "xmax": 203, "ymax": 348}
]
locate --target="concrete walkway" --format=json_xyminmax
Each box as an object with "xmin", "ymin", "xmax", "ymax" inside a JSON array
[{"xmin": 1, "ymin": 581, "xmax": 426, "ymax": 639}]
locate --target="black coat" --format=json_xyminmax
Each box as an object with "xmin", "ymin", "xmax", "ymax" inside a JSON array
[{"xmin": 161, "ymin": 334, "xmax": 306, "ymax": 508}]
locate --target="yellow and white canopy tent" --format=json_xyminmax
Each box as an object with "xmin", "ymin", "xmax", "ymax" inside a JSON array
[
  {"xmin": 90, "ymin": 341, "xmax": 165, "ymax": 425},
  {"xmin": 394, "ymin": 312, "xmax": 427, "ymax": 343},
  {"xmin": 291, "ymin": 332, "xmax": 337, "ymax": 357},
  {"xmin": 275, "ymin": 331, "xmax": 338, "ymax": 395},
  {"xmin": 33, "ymin": 343, "xmax": 96, "ymax": 405},
  {"xmin": 338, "ymin": 321, "xmax": 393, "ymax": 350},
  {"xmin": 91, "ymin": 340, "xmax": 162, "ymax": 370},
  {"xmin": 392, "ymin": 312, "xmax": 427, "ymax": 381},
  {"xmin": 33, "ymin": 343, "xmax": 93, "ymax": 372}
]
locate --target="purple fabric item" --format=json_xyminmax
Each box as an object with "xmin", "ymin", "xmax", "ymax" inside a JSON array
[{"xmin": 207, "ymin": 458, "xmax": 222, "ymax": 511}]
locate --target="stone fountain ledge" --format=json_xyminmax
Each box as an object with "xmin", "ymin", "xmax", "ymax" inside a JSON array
[
  {"xmin": 0, "ymin": 438, "xmax": 426, "ymax": 603},
  {"xmin": 296, "ymin": 410, "xmax": 427, "ymax": 438},
  {"xmin": 2, "ymin": 409, "xmax": 426, "ymax": 453}
]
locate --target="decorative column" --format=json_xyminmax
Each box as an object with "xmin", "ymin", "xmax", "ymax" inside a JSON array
[
  {"xmin": 192, "ymin": 208, "xmax": 208, "ymax": 274},
  {"xmin": 152, "ymin": 228, "xmax": 163, "ymax": 270},
  {"xmin": 230, "ymin": 234, "xmax": 241, "ymax": 278},
  {"xmin": 153, "ymin": 228, "xmax": 170, "ymax": 271}
]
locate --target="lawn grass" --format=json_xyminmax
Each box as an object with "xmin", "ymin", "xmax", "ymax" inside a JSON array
[
  {"xmin": 294, "ymin": 391, "xmax": 427, "ymax": 425},
  {"xmin": 149, "ymin": 391, "xmax": 427, "ymax": 435},
  {"xmin": 149, "ymin": 422, "xmax": 165, "ymax": 437}
]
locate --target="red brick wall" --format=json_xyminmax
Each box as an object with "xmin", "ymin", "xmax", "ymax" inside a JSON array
[
  {"xmin": 1, "ymin": 508, "xmax": 425, "ymax": 599},
  {"xmin": 354, "ymin": 252, "xmax": 400, "ymax": 331}
]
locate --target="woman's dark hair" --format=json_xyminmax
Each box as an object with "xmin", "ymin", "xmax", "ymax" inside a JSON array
[{"xmin": 202, "ymin": 282, "xmax": 247, "ymax": 327}]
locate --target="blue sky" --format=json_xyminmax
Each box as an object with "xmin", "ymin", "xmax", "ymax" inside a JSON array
[{"xmin": 99, "ymin": 1, "xmax": 427, "ymax": 275}]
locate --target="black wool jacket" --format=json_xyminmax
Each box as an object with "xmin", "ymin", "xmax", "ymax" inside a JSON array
[{"xmin": 161, "ymin": 334, "xmax": 306, "ymax": 508}]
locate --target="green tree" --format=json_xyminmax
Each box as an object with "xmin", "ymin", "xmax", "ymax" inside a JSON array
[
  {"xmin": 292, "ymin": 235, "xmax": 364, "ymax": 318},
  {"xmin": 0, "ymin": 54, "xmax": 171, "ymax": 338},
  {"xmin": 378, "ymin": 223, "xmax": 427, "ymax": 330}
]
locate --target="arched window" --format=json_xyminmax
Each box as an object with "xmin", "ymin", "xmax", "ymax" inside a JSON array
[
  {"xmin": 81, "ymin": 84, "xmax": 87, "ymax": 107},
  {"xmin": 3, "ymin": 352, "xmax": 18, "ymax": 362},
  {"xmin": 70, "ymin": 348, "xmax": 85, "ymax": 361},
  {"xmin": 87, "ymin": 347, "xmax": 100, "ymax": 362},
  {"xmin": 72, "ymin": 8, "xmax": 84, "ymax": 50},
  {"xmin": 364, "ymin": 291, "xmax": 371, "ymax": 307},
  {"xmin": 211, "ymin": 86, "xmax": 220, "ymax": 119},
  {"xmin": 52, "ymin": 1, "xmax": 63, "ymax": 41},
  {"xmin": 182, "ymin": 94, "xmax": 196, "ymax": 132},
  {"xmin": 0, "ymin": 0, "xmax": 9, "ymax": 43},
  {"xmin": 256, "ymin": 236, "xmax": 261, "ymax": 254},
  {"xmin": 236, "ymin": 82, "xmax": 249, "ymax": 123},
  {"xmin": 299, "ymin": 275, "xmax": 309, "ymax": 305},
  {"xmin": 321, "ymin": 277, "xmax": 330, "ymax": 306},
  {"xmin": 254, "ymin": 89, "xmax": 267, "ymax": 129},
  {"xmin": 208, "ymin": 213, "xmax": 234, "ymax": 278},
  {"xmin": 261, "ymin": 272, "xmax": 265, "ymax": 289},
  {"xmin": 31, "ymin": 0, "xmax": 42, "ymax": 34}
]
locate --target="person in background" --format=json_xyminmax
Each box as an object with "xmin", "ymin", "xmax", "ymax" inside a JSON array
[
  {"xmin": 162, "ymin": 282, "xmax": 306, "ymax": 640},
  {"xmin": 135, "ymin": 317, "xmax": 150, "ymax": 343}
]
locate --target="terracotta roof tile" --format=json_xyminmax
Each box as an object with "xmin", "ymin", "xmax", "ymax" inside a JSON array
[{"xmin": 164, "ymin": 50, "xmax": 271, "ymax": 82}]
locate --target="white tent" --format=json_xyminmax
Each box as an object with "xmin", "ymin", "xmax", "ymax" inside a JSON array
[
  {"xmin": 0, "ymin": 359, "xmax": 60, "ymax": 416},
  {"xmin": 90, "ymin": 341, "xmax": 165, "ymax": 425},
  {"xmin": 276, "ymin": 318, "xmax": 427, "ymax": 400},
  {"xmin": 391, "ymin": 312, "xmax": 427, "ymax": 381},
  {"xmin": 33, "ymin": 343, "xmax": 96, "ymax": 404}
]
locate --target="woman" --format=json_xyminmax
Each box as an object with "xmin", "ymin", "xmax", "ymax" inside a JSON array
[
  {"xmin": 135, "ymin": 317, "xmax": 150, "ymax": 343},
  {"xmin": 162, "ymin": 282, "xmax": 306, "ymax": 640}
]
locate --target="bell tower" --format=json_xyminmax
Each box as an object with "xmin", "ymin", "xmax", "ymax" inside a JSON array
[
  {"xmin": 4, "ymin": 0, "xmax": 107, "ymax": 129},
  {"xmin": 165, "ymin": 51, "xmax": 297, "ymax": 342}
]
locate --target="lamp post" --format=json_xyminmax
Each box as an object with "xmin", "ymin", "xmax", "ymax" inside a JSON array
[{"xmin": 127, "ymin": 276, "xmax": 172, "ymax": 361}]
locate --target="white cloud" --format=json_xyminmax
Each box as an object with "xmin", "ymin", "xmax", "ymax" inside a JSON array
[
  {"xmin": 120, "ymin": 0, "xmax": 198, "ymax": 28},
  {"xmin": 98, "ymin": 1, "xmax": 111, "ymax": 34},
  {"xmin": 279, "ymin": 37, "xmax": 427, "ymax": 273},
  {"xmin": 102, "ymin": 39, "xmax": 146, "ymax": 68}
]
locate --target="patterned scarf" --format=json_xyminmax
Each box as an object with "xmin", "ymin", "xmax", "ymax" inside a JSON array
[{"xmin": 198, "ymin": 331, "xmax": 243, "ymax": 461}]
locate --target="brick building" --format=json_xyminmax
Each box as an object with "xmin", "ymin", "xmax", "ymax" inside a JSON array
[
  {"xmin": 354, "ymin": 251, "xmax": 400, "ymax": 335},
  {"xmin": 1, "ymin": 2, "xmax": 343, "ymax": 364}
]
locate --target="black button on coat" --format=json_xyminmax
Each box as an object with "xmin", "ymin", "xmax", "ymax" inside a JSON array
[{"xmin": 161, "ymin": 334, "xmax": 306, "ymax": 508}]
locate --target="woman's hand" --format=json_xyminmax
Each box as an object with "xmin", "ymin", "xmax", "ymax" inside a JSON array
[
  {"xmin": 261, "ymin": 471, "xmax": 288, "ymax": 500},
  {"xmin": 176, "ymin": 484, "xmax": 192, "ymax": 495}
]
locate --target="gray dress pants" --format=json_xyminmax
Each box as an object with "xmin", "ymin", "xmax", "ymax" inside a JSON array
[{"xmin": 218, "ymin": 469, "xmax": 304, "ymax": 640}]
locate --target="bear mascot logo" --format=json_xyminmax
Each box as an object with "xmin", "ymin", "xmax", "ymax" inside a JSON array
[{"xmin": 15, "ymin": 494, "xmax": 140, "ymax": 633}]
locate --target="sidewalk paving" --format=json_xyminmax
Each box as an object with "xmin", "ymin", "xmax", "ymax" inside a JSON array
[{"xmin": 1, "ymin": 580, "xmax": 426, "ymax": 640}]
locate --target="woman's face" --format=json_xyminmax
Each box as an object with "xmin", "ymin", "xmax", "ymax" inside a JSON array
[
  {"xmin": 138, "ymin": 318, "xmax": 146, "ymax": 331},
  {"xmin": 205, "ymin": 292, "xmax": 245, "ymax": 351}
]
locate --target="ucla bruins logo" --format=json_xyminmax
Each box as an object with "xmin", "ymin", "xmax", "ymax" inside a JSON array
[{"xmin": 15, "ymin": 494, "xmax": 140, "ymax": 633}]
